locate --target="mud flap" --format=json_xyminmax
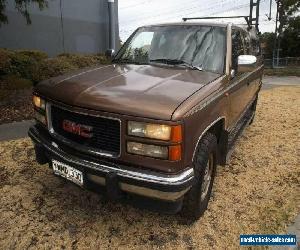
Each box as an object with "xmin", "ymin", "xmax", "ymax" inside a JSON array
[
  {"xmin": 106, "ymin": 172, "xmax": 123, "ymax": 201},
  {"xmin": 34, "ymin": 144, "xmax": 49, "ymax": 165}
]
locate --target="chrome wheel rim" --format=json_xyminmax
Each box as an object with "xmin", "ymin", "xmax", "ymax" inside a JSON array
[{"xmin": 201, "ymin": 153, "xmax": 214, "ymax": 201}]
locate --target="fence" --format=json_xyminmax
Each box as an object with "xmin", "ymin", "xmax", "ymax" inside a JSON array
[{"xmin": 264, "ymin": 57, "xmax": 300, "ymax": 68}]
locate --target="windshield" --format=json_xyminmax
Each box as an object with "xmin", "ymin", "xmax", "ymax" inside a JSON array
[{"xmin": 114, "ymin": 25, "xmax": 226, "ymax": 74}]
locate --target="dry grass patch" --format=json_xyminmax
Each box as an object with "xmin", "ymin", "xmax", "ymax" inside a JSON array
[{"xmin": 0, "ymin": 86, "xmax": 299, "ymax": 249}]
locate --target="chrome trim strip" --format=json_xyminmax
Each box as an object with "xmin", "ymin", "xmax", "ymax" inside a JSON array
[
  {"xmin": 226, "ymin": 23, "xmax": 232, "ymax": 75},
  {"xmin": 86, "ymin": 174, "xmax": 190, "ymax": 201},
  {"xmin": 192, "ymin": 116, "xmax": 226, "ymax": 161},
  {"xmin": 46, "ymin": 103, "xmax": 122, "ymax": 158},
  {"xmin": 29, "ymin": 127, "xmax": 194, "ymax": 186},
  {"xmin": 119, "ymin": 183, "xmax": 190, "ymax": 201}
]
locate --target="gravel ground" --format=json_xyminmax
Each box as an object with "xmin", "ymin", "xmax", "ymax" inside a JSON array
[
  {"xmin": 0, "ymin": 87, "xmax": 34, "ymax": 125},
  {"xmin": 0, "ymin": 86, "xmax": 299, "ymax": 249}
]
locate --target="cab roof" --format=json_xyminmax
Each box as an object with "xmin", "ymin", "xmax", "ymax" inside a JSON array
[{"xmin": 141, "ymin": 21, "xmax": 250, "ymax": 31}]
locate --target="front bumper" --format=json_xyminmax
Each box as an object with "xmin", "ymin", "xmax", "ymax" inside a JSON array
[{"xmin": 28, "ymin": 125, "xmax": 194, "ymax": 201}]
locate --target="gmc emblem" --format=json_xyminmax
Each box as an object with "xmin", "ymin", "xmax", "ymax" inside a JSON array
[{"xmin": 62, "ymin": 119, "xmax": 93, "ymax": 138}]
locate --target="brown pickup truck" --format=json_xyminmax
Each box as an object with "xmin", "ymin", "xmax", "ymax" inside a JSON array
[{"xmin": 29, "ymin": 22, "xmax": 263, "ymax": 221}]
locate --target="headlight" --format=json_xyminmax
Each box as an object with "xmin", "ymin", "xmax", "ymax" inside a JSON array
[
  {"xmin": 127, "ymin": 142, "xmax": 168, "ymax": 159},
  {"xmin": 128, "ymin": 121, "xmax": 182, "ymax": 142},
  {"xmin": 33, "ymin": 95, "xmax": 46, "ymax": 110},
  {"xmin": 33, "ymin": 95, "xmax": 47, "ymax": 126}
]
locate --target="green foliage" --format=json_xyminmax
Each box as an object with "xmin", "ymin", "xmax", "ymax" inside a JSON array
[
  {"xmin": 0, "ymin": 49, "xmax": 110, "ymax": 86},
  {"xmin": 280, "ymin": 16, "xmax": 300, "ymax": 57},
  {"xmin": 277, "ymin": 0, "xmax": 300, "ymax": 33},
  {"xmin": 57, "ymin": 53, "xmax": 109, "ymax": 68},
  {"xmin": 260, "ymin": 32, "xmax": 276, "ymax": 58},
  {"xmin": 0, "ymin": 0, "xmax": 48, "ymax": 25},
  {"xmin": 7, "ymin": 51, "xmax": 39, "ymax": 80},
  {"xmin": 16, "ymin": 49, "xmax": 48, "ymax": 61},
  {"xmin": 0, "ymin": 0, "xmax": 7, "ymax": 24},
  {"xmin": 278, "ymin": 0, "xmax": 300, "ymax": 18},
  {"xmin": 0, "ymin": 49, "xmax": 48, "ymax": 80},
  {"xmin": 0, "ymin": 48, "xmax": 41, "ymax": 85},
  {"xmin": 260, "ymin": 4, "xmax": 300, "ymax": 59},
  {"xmin": 32, "ymin": 57, "xmax": 77, "ymax": 83}
]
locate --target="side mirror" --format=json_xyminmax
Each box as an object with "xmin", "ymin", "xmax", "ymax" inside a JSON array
[
  {"xmin": 105, "ymin": 49, "xmax": 115, "ymax": 60},
  {"xmin": 230, "ymin": 69, "xmax": 236, "ymax": 79},
  {"xmin": 238, "ymin": 55, "xmax": 257, "ymax": 73}
]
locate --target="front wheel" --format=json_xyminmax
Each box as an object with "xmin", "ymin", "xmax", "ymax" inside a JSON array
[{"xmin": 181, "ymin": 132, "xmax": 217, "ymax": 222}]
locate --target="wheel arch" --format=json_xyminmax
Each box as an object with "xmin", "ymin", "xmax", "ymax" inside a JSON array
[{"xmin": 192, "ymin": 117, "xmax": 227, "ymax": 162}]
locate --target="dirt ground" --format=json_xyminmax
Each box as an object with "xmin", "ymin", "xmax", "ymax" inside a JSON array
[
  {"xmin": 0, "ymin": 87, "xmax": 34, "ymax": 125},
  {"xmin": 0, "ymin": 86, "xmax": 299, "ymax": 249}
]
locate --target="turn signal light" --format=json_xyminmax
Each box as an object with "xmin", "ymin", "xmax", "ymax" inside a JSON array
[
  {"xmin": 169, "ymin": 145, "xmax": 182, "ymax": 161},
  {"xmin": 171, "ymin": 125, "xmax": 182, "ymax": 143}
]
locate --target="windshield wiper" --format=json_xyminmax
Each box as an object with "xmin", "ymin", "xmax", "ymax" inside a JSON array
[
  {"xmin": 113, "ymin": 58, "xmax": 146, "ymax": 65},
  {"xmin": 149, "ymin": 58, "xmax": 202, "ymax": 71}
]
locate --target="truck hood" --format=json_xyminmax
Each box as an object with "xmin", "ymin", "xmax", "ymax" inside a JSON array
[{"xmin": 35, "ymin": 64, "xmax": 220, "ymax": 120}]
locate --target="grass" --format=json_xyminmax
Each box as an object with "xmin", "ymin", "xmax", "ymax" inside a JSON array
[{"xmin": 264, "ymin": 67, "xmax": 300, "ymax": 77}]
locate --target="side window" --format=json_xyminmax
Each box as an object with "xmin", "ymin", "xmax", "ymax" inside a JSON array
[
  {"xmin": 231, "ymin": 30, "xmax": 244, "ymax": 71},
  {"xmin": 242, "ymin": 31, "xmax": 251, "ymax": 54},
  {"xmin": 250, "ymin": 38, "xmax": 261, "ymax": 56}
]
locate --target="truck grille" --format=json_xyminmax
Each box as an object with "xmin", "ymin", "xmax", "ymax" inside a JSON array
[{"xmin": 50, "ymin": 105, "xmax": 120, "ymax": 157}]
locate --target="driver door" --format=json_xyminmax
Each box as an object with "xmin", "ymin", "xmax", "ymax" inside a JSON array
[{"xmin": 227, "ymin": 29, "xmax": 250, "ymax": 128}]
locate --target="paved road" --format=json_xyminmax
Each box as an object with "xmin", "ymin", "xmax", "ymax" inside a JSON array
[
  {"xmin": 286, "ymin": 214, "xmax": 300, "ymax": 249},
  {"xmin": 272, "ymin": 214, "xmax": 300, "ymax": 249},
  {"xmin": 262, "ymin": 76, "xmax": 300, "ymax": 89},
  {"xmin": 0, "ymin": 120, "xmax": 33, "ymax": 141}
]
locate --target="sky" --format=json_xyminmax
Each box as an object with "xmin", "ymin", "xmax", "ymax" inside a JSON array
[{"xmin": 118, "ymin": 0, "xmax": 277, "ymax": 41}]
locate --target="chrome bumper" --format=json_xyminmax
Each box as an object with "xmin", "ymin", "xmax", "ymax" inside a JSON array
[{"xmin": 28, "ymin": 126, "xmax": 194, "ymax": 201}]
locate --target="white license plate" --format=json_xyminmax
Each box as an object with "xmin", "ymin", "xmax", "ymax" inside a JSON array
[{"xmin": 52, "ymin": 160, "xmax": 83, "ymax": 186}]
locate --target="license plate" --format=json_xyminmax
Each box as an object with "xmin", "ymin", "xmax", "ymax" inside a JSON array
[{"xmin": 52, "ymin": 160, "xmax": 83, "ymax": 186}]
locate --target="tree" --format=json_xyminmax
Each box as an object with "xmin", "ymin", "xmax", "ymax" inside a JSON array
[
  {"xmin": 280, "ymin": 16, "xmax": 300, "ymax": 57},
  {"xmin": 260, "ymin": 32, "xmax": 276, "ymax": 58},
  {"xmin": 269, "ymin": 0, "xmax": 300, "ymax": 66},
  {"xmin": 276, "ymin": 0, "xmax": 300, "ymax": 35},
  {"xmin": 0, "ymin": 0, "xmax": 47, "ymax": 25},
  {"xmin": 261, "ymin": 16, "xmax": 300, "ymax": 58}
]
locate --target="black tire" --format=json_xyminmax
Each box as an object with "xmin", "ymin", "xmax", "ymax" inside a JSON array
[{"xmin": 181, "ymin": 132, "xmax": 217, "ymax": 222}]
